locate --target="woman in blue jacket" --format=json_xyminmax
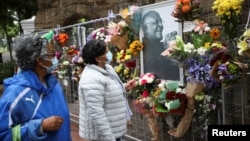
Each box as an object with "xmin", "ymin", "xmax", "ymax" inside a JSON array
[{"xmin": 0, "ymin": 36, "xmax": 72, "ymax": 141}]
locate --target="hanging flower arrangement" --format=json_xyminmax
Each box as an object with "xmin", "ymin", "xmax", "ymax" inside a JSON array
[
  {"xmin": 212, "ymin": 0, "xmax": 244, "ymax": 39},
  {"xmin": 87, "ymin": 27, "xmax": 107, "ymax": 41},
  {"xmin": 161, "ymin": 35, "xmax": 193, "ymax": 66},
  {"xmin": 154, "ymin": 81, "xmax": 187, "ymax": 115},
  {"xmin": 209, "ymin": 49, "xmax": 248, "ymax": 88},
  {"xmin": 171, "ymin": 0, "xmax": 201, "ymax": 21},
  {"xmin": 132, "ymin": 73, "xmax": 162, "ymax": 114},
  {"xmin": 213, "ymin": 61, "xmax": 243, "ymax": 87}
]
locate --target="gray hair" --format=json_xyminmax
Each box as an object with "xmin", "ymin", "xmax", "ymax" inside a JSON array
[{"xmin": 15, "ymin": 36, "xmax": 48, "ymax": 70}]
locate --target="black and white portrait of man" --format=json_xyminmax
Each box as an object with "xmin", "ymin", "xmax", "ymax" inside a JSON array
[{"xmin": 140, "ymin": 1, "xmax": 181, "ymax": 81}]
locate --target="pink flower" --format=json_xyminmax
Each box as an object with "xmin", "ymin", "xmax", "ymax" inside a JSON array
[
  {"xmin": 141, "ymin": 73, "xmax": 155, "ymax": 83},
  {"xmin": 161, "ymin": 47, "xmax": 174, "ymax": 56},
  {"xmin": 140, "ymin": 79, "xmax": 147, "ymax": 85}
]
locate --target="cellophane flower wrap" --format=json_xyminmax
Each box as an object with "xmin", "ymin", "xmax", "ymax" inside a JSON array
[{"xmin": 154, "ymin": 81, "xmax": 187, "ymax": 115}]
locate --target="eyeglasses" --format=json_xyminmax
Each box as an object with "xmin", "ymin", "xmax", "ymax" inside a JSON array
[
  {"xmin": 40, "ymin": 53, "xmax": 56, "ymax": 60},
  {"xmin": 145, "ymin": 19, "xmax": 163, "ymax": 27}
]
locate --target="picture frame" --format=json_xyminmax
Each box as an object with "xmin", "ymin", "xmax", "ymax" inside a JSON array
[{"xmin": 139, "ymin": 0, "xmax": 184, "ymax": 85}]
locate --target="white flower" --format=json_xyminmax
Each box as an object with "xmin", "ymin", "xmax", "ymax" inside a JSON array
[
  {"xmin": 184, "ymin": 42, "xmax": 194, "ymax": 53},
  {"xmin": 176, "ymin": 87, "xmax": 184, "ymax": 93},
  {"xmin": 63, "ymin": 61, "xmax": 70, "ymax": 66},
  {"xmin": 204, "ymin": 26, "xmax": 211, "ymax": 32},
  {"xmin": 197, "ymin": 47, "xmax": 208, "ymax": 55},
  {"xmin": 118, "ymin": 20, "xmax": 128, "ymax": 28},
  {"xmin": 158, "ymin": 80, "xmax": 167, "ymax": 91}
]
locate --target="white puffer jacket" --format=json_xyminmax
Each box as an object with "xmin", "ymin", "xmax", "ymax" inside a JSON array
[{"xmin": 78, "ymin": 64, "xmax": 127, "ymax": 141}]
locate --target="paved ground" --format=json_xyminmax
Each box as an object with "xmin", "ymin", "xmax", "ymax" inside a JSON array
[{"xmin": 70, "ymin": 121, "xmax": 87, "ymax": 141}]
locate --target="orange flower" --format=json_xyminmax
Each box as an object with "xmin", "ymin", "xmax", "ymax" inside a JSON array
[
  {"xmin": 57, "ymin": 33, "xmax": 69, "ymax": 47},
  {"xmin": 210, "ymin": 28, "xmax": 220, "ymax": 40},
  {"xmin": 181, "ymin": 4, "xmax": 191, "ymax": 13}
]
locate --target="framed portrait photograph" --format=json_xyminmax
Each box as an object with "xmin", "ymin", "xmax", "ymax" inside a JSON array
[{"xmin": 139, "ymin": 0, "xmax": 184, "ymax": 85}]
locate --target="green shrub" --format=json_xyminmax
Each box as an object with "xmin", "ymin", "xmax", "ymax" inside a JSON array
[{"xmin": 0, "ymin": 61, "xmax": 16, "ymax": 85}]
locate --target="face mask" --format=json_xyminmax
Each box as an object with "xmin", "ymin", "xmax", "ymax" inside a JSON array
[
  {"xmin": 106, "ymin": 51, "xmax": 113, "ymax": 64},
  {"xmin": 43, "ymin": 57, "xmax": 59, "ymax": 74}
]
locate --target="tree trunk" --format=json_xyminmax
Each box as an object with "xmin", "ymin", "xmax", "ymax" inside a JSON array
[{"xmin": 3, "ymin": 25, "xmax": 13, "ymax": 61}]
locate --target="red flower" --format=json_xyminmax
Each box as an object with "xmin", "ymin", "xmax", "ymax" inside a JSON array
[
  {"xmin": 166, "ymin": 91, "xmax": 175, "ymax": 100},
  {"xmin": 142, "ymin": 90, "xmax": 149, "ymax": 97},
  {"xmin": 126, "ymin": 60, "xmax": 136, "ymax": 68}
]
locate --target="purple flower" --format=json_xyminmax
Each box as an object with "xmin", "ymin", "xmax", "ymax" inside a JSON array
[{"xmin": 184, "ymin": 54, "xmax": 220, "ymax": 89}]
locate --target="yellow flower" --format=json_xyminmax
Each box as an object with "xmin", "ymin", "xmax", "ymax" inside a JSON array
[
  {"xmin": 195, "ymin": 92, "xmax": 205, "ymax": 101},
  {"xmin": 237, "ymin": 28, "xmax": 250, "ymax": 56},
  {"xmin": 237, "ymin": 40, "xmax": 248, "ymax": 56},
  {"xmin": 212, "ymin": 0, "xmax": 244, "ymax": 39},
  {"xmin": 204, "ymin": 42, "xmax": 211, "ymax": 49},
  {"xmin": 129, "ymin": 40, "xmax": 143, "ymax": 55},
  {"xmin": 243, "ymin": 28, "xmax": 250, "ymax": 37},
  {"xmin": 124, "ymin": 67, "xmax": 130, "ymax": 75}
]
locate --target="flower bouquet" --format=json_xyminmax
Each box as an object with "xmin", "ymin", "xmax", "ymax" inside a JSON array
[
  {"xmin": 114, "ymin": 60, "xmax": 137, "ymax": 83},
  {"xmin": 209, "ymin": 49, "xmax": 248, "ymax": 88},
  {"xmin": 161, "ymin": 35, "xmax": 194, "ymax": 66},
  {"xmin": 171, "ymin": 0, "xmax": 201, "ymax": 22},
  {"xmin": 106, "ymin": 21, "xmax": 130, "ymax": 50},
  {"xmin": 87, "ymin": 27, "xmax": 107, "ymax": 41},
  {"xmin": 212, "ymin": 0, "xmax": 244, "ymax": 39},
  {"xmin": 132, "ymin": 73, "xmax": 161, "ymax": 114},
  {"xmin": 210, "ymin": 60, "xmax": 244, "ymax": 88},
  {"xmin": 131, "ymin": 73, "xmax": 162, "ymax": 141},
  {"xmin": 193, "ymin": 90, "xmax": 220, "ymax": 138},
  {"xmin": 154, "ymin": 81, "xmax": 187, "ymax": 116}
]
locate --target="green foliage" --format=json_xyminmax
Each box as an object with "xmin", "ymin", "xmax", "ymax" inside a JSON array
[{"xmin": 0, "ymin": 61, "xmax": 16, "ymax": 84}]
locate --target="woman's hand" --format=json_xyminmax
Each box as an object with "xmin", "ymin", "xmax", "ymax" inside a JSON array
[
  {"xmin": 125, "ymin": 79, "xmax": 136, "ymax": 91},
  {"xmin": 42, "ymin": 116, "xmax": 64, "ymax": 132}
]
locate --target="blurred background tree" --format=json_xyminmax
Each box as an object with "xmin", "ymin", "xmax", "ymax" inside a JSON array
[{"xmin": 0, "ymin": 0, "xmax": 38, "ymax": 62}]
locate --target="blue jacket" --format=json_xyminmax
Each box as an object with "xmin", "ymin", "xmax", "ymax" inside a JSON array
[{"xmin": 0, "ymin": 70, "xmax": 72, "ymax": 141}]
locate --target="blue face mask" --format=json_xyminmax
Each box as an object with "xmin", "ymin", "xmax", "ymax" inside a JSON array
[
  {"xmin": 43, "ymin": 57, "xmax": 59, "ymax": 74},
  {"xmin": 106, "ymin": 51, "xmax": 113, "ymax": 64}
]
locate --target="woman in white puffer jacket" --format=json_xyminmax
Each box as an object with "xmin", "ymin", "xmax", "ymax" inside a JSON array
[{"xmin": 78, "ymin": 39, "xmax": 136, "ymax": 141}]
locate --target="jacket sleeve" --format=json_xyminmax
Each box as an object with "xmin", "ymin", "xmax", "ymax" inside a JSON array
[
  {"xmin": 0, "ymin": 96, "xmax": 47, "ymax": 141},
  {"xmin": 82, "ymin": 81, "xmax": 116, "ymax": 141}
]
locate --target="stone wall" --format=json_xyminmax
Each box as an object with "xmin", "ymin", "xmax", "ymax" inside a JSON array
[
  {"xmin": 35, "ymin": 0, "xmax": 157, "ymax": 30},
  {"xmin": 35, "ymin": 0, "xmax": 250, "ymax": 31}
]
